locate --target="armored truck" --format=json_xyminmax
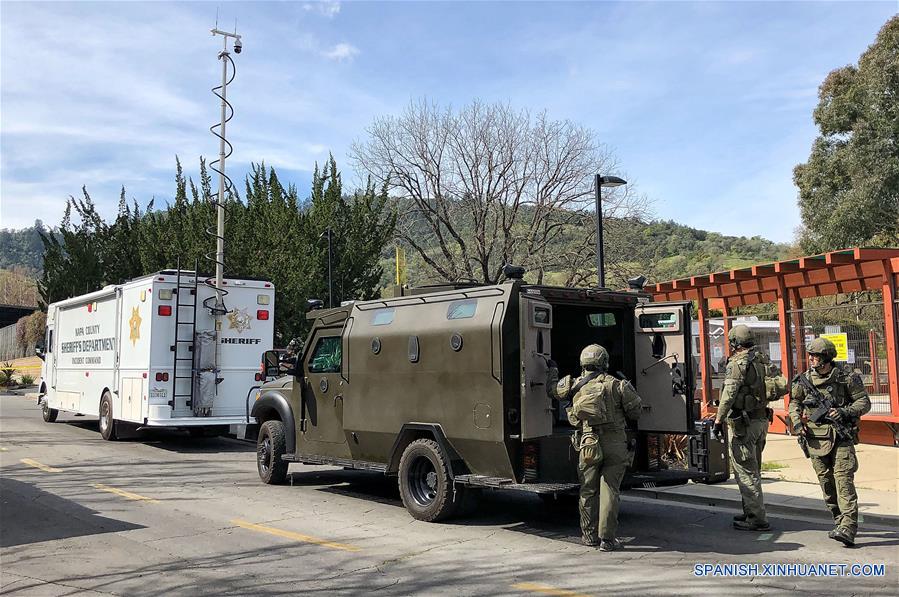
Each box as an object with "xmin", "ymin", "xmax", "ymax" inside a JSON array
[{"xmin": 251, "ymin": 275, "xmax": 714, "ymax": 522}]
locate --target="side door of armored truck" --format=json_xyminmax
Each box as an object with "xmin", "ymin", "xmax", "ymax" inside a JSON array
[
  {"xmin": 520, "ymin": 294, "xmax": 554, "ymax": 439},
  {"xmin": 300, "ymin": 326, "xmax": 350, "ymax": 451},
  {"xmin": 633, "ymin": 301, "xmax": 694, "ymax": 433}
]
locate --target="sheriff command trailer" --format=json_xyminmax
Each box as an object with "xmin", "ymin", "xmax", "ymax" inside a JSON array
[{"xmin": 38, "ymin": 271, "xmax": 274, "ymax": 439}]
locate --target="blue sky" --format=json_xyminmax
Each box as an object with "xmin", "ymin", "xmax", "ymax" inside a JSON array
[{"xmin": 1, "ymin": 1, "xmax": 896, "ymax": 242}]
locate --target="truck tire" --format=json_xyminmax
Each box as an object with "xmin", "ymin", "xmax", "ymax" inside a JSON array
[
  {"xmin": 257, "ymin": 420, "xmax": 288, "ymax": 484},
  {"xmin": 99, "ymin": 391, "xmax": 117, "ymax": 441},
  {"xmin": 398, "ymin": 438, "xmax": 460, "ymax": 522},
  {"xmin": 41, "ymin": 399, "xmax": 59, "ymax": 423}
]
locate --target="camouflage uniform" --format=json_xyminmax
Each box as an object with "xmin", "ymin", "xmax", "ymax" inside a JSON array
[
  {"xmin": 715, "ymin": 326, "xmax": 769, "ymax": 530},
  {"xmin": 549, "ymin": 345, "xmax": 643, "ymax": 548},
  {"xmin": 788, "ymin": 344, "xmax": 870, "ymax": 544}
]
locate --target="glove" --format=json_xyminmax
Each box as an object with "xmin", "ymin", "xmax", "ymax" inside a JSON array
[
  {"xmin": 828, "ymin": 408, "xmax": 849, "ymax": 422},
  {"xmin": 713, "ymin": 421, "xmax": 724, "ymax": 440}
]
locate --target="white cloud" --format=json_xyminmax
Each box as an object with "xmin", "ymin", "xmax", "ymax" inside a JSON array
[
  {"xmin": 303, "ymin": 1, "xmax": 341, "ymax": 19},
  {"xmin": 322, "ymin": 43, "xmax": 359, "ymax": 62}
]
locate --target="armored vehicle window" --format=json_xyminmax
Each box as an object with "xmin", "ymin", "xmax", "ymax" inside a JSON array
[
  {"xmin": 371, "ymin": 308, "xmax": 395, "ymax": 326},
  {"xmin": 309, "ymin": 336, "xmax": 342, "ymax": 373},
  {"xmin": 447, "ymin": 299, "xmax": 477, "ymax": 320},
  {"xmin": 588, "ymin": 312, "xmax": 617, "ymax": 327},
  {"xmin": 534, "ymin": 306, "xmax": 551, "ymax": 325},
  {"xmin": 638, "ymin": 311, "xmax": 679, "ymax": 331}
]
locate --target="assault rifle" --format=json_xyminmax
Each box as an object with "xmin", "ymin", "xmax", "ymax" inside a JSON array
[
  {"xmin": 796, "ymin": 434, "xmax": 811, "ymax": 459},
  {"xmin": 795, "ymin": 372, "xmax": 854, "ymax": 442}
]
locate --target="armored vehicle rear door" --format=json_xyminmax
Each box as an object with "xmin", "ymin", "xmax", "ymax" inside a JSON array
[
  {"xmin": 520, "ymin": 295, "xmax": 553, "ymax": 439},
  {"xmin": 633, "ymin": 302, "xmax": 694, "ymax": 433},
  {"xmin": 302, "ymin": 328, "xmax": 348, "ymax": 445}
]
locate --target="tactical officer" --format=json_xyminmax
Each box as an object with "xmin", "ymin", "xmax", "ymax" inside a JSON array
[
  {"xmin": 789, "ymin": 337, "xmax": 870, "ymax": 547},
  {"xmin": 279, "ymin": 338, "xmax": 303, "ymax": 373},
  {"xmin": 548, "ymin": 344, "xmax": 643, "ymax": 551},
  {"xmin": 714, "ymin": 325, "xmax": 770, "ymax": 531}
]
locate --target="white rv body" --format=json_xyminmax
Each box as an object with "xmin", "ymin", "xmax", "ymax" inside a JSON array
[{"xmin": 39, "ymin": 271, "xmax": 274, "ymax": 430}]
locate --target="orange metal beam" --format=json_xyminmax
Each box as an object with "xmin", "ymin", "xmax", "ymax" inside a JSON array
[
  {"xmin": 776, "ymin": 275, "xmax": 793, "ymax": 385},
  {"xmin": 881, "ymin": 263, "xmax": 899, "ymax": 418}
]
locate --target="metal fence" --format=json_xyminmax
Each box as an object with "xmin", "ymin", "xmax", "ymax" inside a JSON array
[
  {"xmin": 693, "ymin": 296, "xmax": 894, "ymax": 417},
  {"xmin": 786, "ymin": 297, "xmax": 892, "ymax": 416}
]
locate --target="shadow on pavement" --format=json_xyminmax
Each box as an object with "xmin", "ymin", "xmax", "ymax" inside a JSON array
[{"xmin": 0, "ymin": 477, "xmax": 144, "ymax": 548}]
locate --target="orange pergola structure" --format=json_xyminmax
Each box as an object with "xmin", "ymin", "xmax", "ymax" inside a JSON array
[{"xmin": 651, "ymin": 247, "xmax": 899, "ymax": 446}]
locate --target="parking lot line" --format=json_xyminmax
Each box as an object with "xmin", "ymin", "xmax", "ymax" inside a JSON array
[
  {"xmin": 512, "ymin": 582, "xmax": 593, "ymax": 597},
  {"xmin": 20, "ymin": 458, "xmax": 63, "ymax": 473},
  {"xmin": 92, "ymin": 483, "xmax": 160, "ymax": 503},
  {"xmin": 230, "ymin": 518, "xmax": 361, "ymax": 552}
]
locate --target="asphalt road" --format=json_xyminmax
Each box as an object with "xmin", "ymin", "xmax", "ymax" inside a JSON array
[{"xmin": 1, "ymin": 393, "xmax": 896, "ymax": 596}]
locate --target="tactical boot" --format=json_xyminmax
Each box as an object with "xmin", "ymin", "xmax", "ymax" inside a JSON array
[
  {"xmin": 733, "ymin": 520, "xmax": 771, "ymax": 531},
  {"xmin": 733, "ymin": 513, "xmax": 747, "ymax": 522},
  {"xmin": 599, "ymin": 538, "xmax": 622, "ymax": 552},
  {"xmin": 831, "ymin": 527, "xmax": 855, "ymax": 547},
  {"xmin": 582, "ymin": 536, "xmax": 600, "ymax": 548}
]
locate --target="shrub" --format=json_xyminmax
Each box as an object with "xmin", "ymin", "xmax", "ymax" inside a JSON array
[
  {"xmin": 0, "ymin": 363, "xmax": 16, "ymax": 386},
  {"xmin": 20, "ymin": 374, "xmax": 35, "ymax": 386}
]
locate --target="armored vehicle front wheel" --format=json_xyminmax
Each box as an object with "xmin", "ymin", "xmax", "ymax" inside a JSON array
[
  {"xmin": 398, "ymin": 439, "xmax": 460, "ymax": 522},
  {"xmin": 41, "ymin": 399, "xmax": 58, "ymax": 423},
  {"xmin": 257, "ymin": 420, "xmax": 289, "ymax": 484},
  {"xmin": 99, "ymin": 391, "xmax": 117, "ymax": 441}
]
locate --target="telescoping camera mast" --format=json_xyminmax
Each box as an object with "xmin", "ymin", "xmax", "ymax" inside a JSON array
[{"xmin": 207, "ymin": 24, "xmax": 242, "ymax": 386}]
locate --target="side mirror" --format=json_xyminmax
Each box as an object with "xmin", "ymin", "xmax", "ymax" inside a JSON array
[
  {"xmin": 262, "ymin": 349, "xmax": 282, "ymax": 379},
  {"xmin": 35, "ymin": 344, "xmax": 45, "ymax": 361}
]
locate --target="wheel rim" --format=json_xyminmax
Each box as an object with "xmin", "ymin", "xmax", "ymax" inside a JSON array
[
  {"xmin": 42, "ymin": 402, "xmax": 49, "ymax": 416},
  {"xmin": 99, "ymin": 400, "xmax": 109, "ymax": 432},
  {"xmin": 258, "ymin": 435, "xmax": 272, "ymax": 474},
  {"xmin": 407, "ymin": 455, "xmax": 439, "ymax": 507}
]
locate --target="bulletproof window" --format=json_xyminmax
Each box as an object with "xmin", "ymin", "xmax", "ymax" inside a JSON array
[
  {"xmin": 308, "ymin": 336, "xmax": 342, "ymax": 373},
  {"xmin": 534, "ymin": 306, "xmax": 551, "ymax": 326},
  {"xmin": 588, "ymin": 312, "xmax": 617, "ymax": 327},
  {"xmin": 447, "ymin": 299, "xmax": 477, "ymax": 320},
  {"xmin": 371, "ymin": 308, "xmax": 395, "ymax": 326},
  {"xmin": 638, "ymin": 311, "xmax": 679, "ymax": 331}
]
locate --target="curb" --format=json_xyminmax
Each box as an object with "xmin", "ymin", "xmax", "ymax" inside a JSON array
[{"xmin": 628, "ymin": 487, "xmax": 899, "ymax": 530}]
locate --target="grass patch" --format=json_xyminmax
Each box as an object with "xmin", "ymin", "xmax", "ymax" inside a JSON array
[{"xmin": 761, "ymin": 461, "xmax": 787, "ymax": 471}]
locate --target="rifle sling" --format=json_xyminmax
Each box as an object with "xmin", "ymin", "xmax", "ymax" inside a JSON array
[{"xmin": 568, "ymin": 370, "xmax": 602, "ymax": 401}]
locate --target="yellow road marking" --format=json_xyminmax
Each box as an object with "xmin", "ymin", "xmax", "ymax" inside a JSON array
[
  {"xmin": 512, "ymin": 582, "xmax": 593, "ymax": 597},
  {"xmin": 231, "ymin": 518, "xmax": 360, "ymax": 552},
  {"xmin": 21, "ymin": 458, "xmax": 62, "ymax": 473},
  {"xmin": 92, "ymin": 483, "xmax": 159, "ymax": 503}
]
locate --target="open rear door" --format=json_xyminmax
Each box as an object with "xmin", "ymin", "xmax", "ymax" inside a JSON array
[
  {"xmin": 633, "ymin": 301, "xmax": 694, "ymax": 433},
  {"xmin": 520, "ymin": 295, "xmax": 553, "ymax": 439}
]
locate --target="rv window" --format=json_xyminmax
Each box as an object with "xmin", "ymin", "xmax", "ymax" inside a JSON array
[
  {"xmin": 47, "ymin": 330, "xmax": 53, "ymax": 353},
  {"xmin": 588, "ymin": 312, "xmax": 617, "ymax": 328},
  {"xmin": 639, "ymin": 312, "xmax": 679, "ymax": 331},
  {"xmin": 371, "ymin": 308, "xmax": 395, "ymax": 326},
  {"xmin": 447, "ymin": 299, "xmax": 477, "ymax": 320},
  {"xmin": 309, "ymin": 336, "xmax": 342, "ymax": 373}
]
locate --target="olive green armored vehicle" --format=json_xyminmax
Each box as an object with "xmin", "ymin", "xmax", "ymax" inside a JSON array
[{"xmin": 251, "ymin": 271, "xmax": 716, "ymax": 521}]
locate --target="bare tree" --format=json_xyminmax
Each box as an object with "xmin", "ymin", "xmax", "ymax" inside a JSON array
[{"xmin": 352, "ymin": 99, "xmax": 651, "ymax": 285}]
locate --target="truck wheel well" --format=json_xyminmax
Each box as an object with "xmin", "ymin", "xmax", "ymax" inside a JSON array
[
  {"xmin": 254, "ymin": 405, "xmax": 282, "ymax": 424},
  {"xmin": 387, "ymin": 424, "xmax": 466, "ymax": 477},
  {"xmin": 388, "ymin": 430, "xmax": 432, "ymax": 474}
]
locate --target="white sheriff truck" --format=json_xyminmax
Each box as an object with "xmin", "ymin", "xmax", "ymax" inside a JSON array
[{"xmin": 37, "ymin": 270, "xmax": 274, "ymax": 439}]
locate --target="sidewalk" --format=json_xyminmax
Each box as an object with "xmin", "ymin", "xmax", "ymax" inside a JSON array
[{"xmin": 631, "ymin": 434, "xmax": 898, "ymax": 529}]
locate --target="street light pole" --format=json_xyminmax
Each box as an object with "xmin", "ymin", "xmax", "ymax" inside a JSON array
[{"xmin": 594, "ymin": 174, "xmax": 627, "ymax": 289}]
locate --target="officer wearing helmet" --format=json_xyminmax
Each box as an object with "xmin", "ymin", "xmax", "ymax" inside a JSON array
[
  {"xmin": 789, "ymin": 336, "xmax": 870, "ymax": 546},
  {"xmin": 279, "ymin": 338, "xmax": 303, "ymax": 373},
  {"xmin": 714, "ymin": 325, "xmax": 770, "ymax": 531},
  {"xmin": 547, "ymin": 344, "xmax": 643, "ymax": 551}
]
